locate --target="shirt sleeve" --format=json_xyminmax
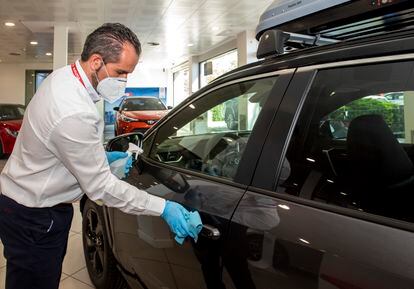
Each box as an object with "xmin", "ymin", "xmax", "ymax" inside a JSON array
[{"xmin": 47, "ymin": 112, "xmax": 165, "ymax": 216}]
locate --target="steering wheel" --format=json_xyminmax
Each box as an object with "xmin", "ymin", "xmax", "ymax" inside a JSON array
[{"xmin": 203, "ymin": 133, "xmax": 246, "ymax": 178}]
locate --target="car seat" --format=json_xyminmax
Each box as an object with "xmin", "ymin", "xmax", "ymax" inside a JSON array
[{"xmin": 346, "ymin": 114, "xmax": 414, "ymax": 221}]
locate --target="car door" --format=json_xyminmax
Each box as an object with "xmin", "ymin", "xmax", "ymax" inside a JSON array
[
  {"xmin": 108, "ymin": 70, "xmax": 294, "ymax": 289},
  {"xmin": 224, "ymin": 59, "xmax": 414, "ymax": 289}
]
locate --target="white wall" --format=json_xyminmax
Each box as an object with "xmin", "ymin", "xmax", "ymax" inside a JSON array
[
  {"xmin": 0, "ymin": 62, "xmax": 53, "ymax": 104},
  {"xmin": 127, "ymin": 63, "xmax": 168, "ymax": 88}
]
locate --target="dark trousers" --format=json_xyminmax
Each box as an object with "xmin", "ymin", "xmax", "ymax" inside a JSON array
[{"xmin": 0, "ymin": 194, "xmax": 73, "ymax": 289}]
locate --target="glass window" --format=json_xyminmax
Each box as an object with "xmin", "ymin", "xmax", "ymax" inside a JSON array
[
  {"xmin": 0, "ymin": 105, "xmax": 25, "ymax": 120},
  {"xmin": 200, "ymin": 50, "xmax": 238, "ymax": 88},
  {"xmin": 120, "ymin": 98, "xmax": 166, "ymax": 111},
  {"xmin": 173, "ymin": 67, "xmax": 190, "ymax": 106},
  {"xmin": 278, "ymin": 61, "xmax": 414, "ymax": 223},
  {"xmin": 150, "ymin": 77, "xmax": 277, "ymax": 180}
]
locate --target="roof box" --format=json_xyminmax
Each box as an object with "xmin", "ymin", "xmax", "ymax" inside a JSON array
[{"xmin": 256, "ymin": 0, "xmax": 351, "ymax": 39}]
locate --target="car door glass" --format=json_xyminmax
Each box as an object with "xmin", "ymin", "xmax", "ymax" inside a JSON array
[
  {"xmin": 277, "ymin": 61, "xmax": 414, "ymax": 223},
  {"xmin": 150, "ymin": 77, "xmax": 277, "ymax": 180}
]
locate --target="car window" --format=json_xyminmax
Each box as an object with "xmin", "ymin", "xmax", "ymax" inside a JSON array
[
  {"xmin": 121, "ymin": 98, "xmax": 166, "ymax": 111},
  {"xmin": 149, "ymin": 77, "xmax": 277, "ymax": 180},
  {"xmin": 0, "ymin": 105, "xmax": 25, "ymax": 120},
  {"xmin": 277, "ymin": 61, "xmax": 414, "ymax": 223}
]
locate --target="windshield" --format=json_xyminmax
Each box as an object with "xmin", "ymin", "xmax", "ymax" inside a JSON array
[
  {"xmin": 0, "ymin": 105, "xmax": 25, "ymax": 121},
  {"xmin": 121, "ymin": 98, "xmax": 166, "ymax": 111}
]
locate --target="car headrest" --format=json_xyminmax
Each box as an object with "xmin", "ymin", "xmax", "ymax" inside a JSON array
[{"xmin": 347, "ymin": 114, "xmax": 413, "ymax": 185}]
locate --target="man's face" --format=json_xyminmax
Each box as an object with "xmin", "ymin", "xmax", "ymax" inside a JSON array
[{"xmin": 91, "ymin": 42, "xmax": 139, "ymax": 87}]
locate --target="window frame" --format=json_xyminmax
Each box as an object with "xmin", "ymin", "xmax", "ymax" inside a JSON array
[
  {"xmin": 250, "ymin": 56, "xmax": 414, "ymax": 231},
  {"xmin": 141, "ymin": 69, "xmax": 295, "ymax": 186}
]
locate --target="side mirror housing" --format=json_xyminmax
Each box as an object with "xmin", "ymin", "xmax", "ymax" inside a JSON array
[{"xmin": 167, "ymin": 106, "xmax": 173, "ymax": 109}]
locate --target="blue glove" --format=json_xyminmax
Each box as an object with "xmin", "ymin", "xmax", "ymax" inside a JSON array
[
  {"xmin": 125, "ymin": 156, "xmax": 133, "ymax": 175},
  {"xmin": 161, "ymin": 201, "xmax": 197, "ymax": 243},
  {"xmin": 106, "ymin": 151, "xmax": 133, "ymax": 176},
  {"xmin": 175, "ymin": 211, "xmax": 203, "ymax": 244},
  {"xmin": 106, "ymin": 151, "xmax": 127, "ymax": 164}
]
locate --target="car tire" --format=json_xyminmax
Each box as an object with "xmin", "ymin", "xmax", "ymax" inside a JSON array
[{"xmin": 82, "ymin": 199, "xmax": 127, "ymax": 289}]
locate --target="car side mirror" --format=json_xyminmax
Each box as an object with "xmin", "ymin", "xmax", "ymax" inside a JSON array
[
  {"xmin": 167, "ymin": 106, "xmax": 173, "ymax": 109},
  {"xmin": 106, "ymin": 132, "xmax": 144, "ymax": 152},
  {"xmin": 113, "ymin": 107, "xmax": 120, "ymax": 111}
]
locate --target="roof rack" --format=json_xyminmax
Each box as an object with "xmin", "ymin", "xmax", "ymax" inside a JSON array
[
  {"xmin": 256, "ymin": 0, "xmax": 413, "ymax": 59},
  {"xmin": 256, "ymin": 29, "xmax": 339, "ymax": 59}
]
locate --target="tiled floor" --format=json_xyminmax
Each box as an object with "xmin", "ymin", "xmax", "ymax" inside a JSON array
[{"xmin": 0, "ymin": 158, "xmax": 96, "ymax": 288}]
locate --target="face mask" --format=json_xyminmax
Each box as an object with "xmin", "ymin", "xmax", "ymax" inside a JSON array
[{"xmin": 95, "ymin": 61, "xmax": 127, "ymax": 104}]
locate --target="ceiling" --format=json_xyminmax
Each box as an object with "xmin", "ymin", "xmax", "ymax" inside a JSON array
[{"xmin": 0, "ymin": 0, "xmax": 273, "ymax": 66}]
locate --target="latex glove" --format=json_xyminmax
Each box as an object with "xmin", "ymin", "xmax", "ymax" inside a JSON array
[
  {"xmin": 175, "ymin": 211, "xmax": 203, "ymax": 244},
  {"xmin": 125, "ymin": 155, "xmax": 133, "ymax": 175},
  {"xmin": 161, "ymin": 201, "xmax": 196, "ymax": 242},
  {"xmin": 106, "ymin": 151, "xmax": 128, "ymax": 164}
]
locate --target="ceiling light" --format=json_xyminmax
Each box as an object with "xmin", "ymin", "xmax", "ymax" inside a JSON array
[
  {"xmin": 5, "ymin": 22, "xmax": 15, "ymax": 27},
  {"xmin": 187, "ymin": 43, "xmax": 194, "ymax": 47},
  {"xmin": 147, "ymin": 42, "xmax": 160, "ymax": 46},
  {"xmin": 212, "ymin": 26, "xmax": 219, "ymax": 31},
  {"xmin": 45, "ymin": 52, "xmax": 52, "ymax": 56},
  {"xmin": 30, "ymin": 41, "xmax": 38, "ymax": 45}
]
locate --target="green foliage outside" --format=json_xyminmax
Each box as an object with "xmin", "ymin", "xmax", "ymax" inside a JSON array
[
  {"xmin": 211, "ymin": 104, "xmax": 225, "ymax": 121},
  {"xmin": 329, "ymin": 98, "xmax": 405, "ymax": 137}
]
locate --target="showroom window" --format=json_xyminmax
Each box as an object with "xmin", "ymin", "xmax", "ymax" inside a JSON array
[
  {"xmin": 150, "ymin": 76, "xmax": 277, "ymax": 180},
  {"xmin": 199, "ymin": 50, "xmax": 238, "ymax": 88},
  {"xmin": 173, "ymin": 65, "xmax": 190, "ymax": 106},
  {"xmin": 277, "ymin": 61, "xmax": 414, "ymax": 223}
]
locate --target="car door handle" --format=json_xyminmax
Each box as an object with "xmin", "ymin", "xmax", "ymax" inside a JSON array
[{"xmin": 201, "ymin": 224, "xmax": 221, "ymax": 240}]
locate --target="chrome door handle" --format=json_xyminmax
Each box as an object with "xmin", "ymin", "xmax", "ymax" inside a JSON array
[{"xmin": 201, "ymin": 224, "xmax": 221, "ymax": 240}]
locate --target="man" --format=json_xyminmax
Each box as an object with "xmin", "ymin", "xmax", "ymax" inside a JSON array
[{"xmin": 0, "ymin": 23, "xmax": 198, "ymax": 289}]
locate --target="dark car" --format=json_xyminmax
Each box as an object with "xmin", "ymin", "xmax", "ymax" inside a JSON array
[
  {"xmin": 80, "ymin": 3, "xmax": 414, "ymax": 289},
  {"xmin": 0, "ymin": 104, "xmax": 25, "ymax": 157}
]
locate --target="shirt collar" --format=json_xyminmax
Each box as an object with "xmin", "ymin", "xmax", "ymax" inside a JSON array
[{"xmin": 75, "ymin": 60, "xmax": 101, "ymax": 103}]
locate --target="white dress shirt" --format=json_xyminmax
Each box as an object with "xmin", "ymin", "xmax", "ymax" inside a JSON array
[{"xmin": 0, "ymin": 61, "xmax": 165, "ymax": 216}]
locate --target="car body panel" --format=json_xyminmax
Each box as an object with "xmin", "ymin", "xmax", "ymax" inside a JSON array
[
  {"xmin": 227, "ymin": 191, "xmax": 414, "ymax": 289},
  {"xmin": 0, "ymin": 107, "xmax": 24, "ymax": 154}
]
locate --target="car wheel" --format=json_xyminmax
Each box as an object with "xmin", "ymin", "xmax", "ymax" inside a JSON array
[
  {"xmin": 225, "ymin": 113, "xmax": 237, "ymax": 130},
  {"xmin": 82, "ymin": 199, "xmax": 127, "ymax": 289}
]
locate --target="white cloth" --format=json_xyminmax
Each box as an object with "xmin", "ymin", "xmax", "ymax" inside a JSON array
[{"xmin": 0, "ymin": 61, "xmax": 165, "ymax": 216}]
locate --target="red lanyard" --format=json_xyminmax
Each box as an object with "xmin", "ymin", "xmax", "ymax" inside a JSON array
[{"xmin": 71, "ymin": 63, "xmax": 86, "ymax": 88}]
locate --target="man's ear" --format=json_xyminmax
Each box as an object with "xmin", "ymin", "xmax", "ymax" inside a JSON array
[{"xmin": 89, "ymin": 54, "xmax": 103, "ymax": 71}]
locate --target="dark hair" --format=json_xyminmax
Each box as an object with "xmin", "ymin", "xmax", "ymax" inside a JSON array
[{"xmin": 81, "ymin": 23, "xmax": 141, "ymax": 63}]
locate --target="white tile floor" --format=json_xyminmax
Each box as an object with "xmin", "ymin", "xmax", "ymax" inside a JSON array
[{"xmin": 0, "ymin": 158, "xmax": 96, "ymax": 288}]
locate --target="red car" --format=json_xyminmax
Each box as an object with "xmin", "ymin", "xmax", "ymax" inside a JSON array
[
  {"xmin": 0, "ymin": 104, "xmax": 25, "ymax": 157},
  {"xmin": 114, "ymin": 97, "xmax": 171, "ymax": 135}
]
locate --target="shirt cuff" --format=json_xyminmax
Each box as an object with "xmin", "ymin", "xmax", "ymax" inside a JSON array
[{"xmin": 143, "ymin": 194, "xmax": 166, "ymax": 216}]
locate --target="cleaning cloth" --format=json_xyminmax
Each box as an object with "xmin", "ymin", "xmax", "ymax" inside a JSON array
[{"xmin": 175, "ymin": 211, "xmax": 203, "ymax": 245}]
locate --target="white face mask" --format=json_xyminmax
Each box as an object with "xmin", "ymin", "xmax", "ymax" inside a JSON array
[{"xmin": 95, "ymin": 61, "xmax": 127, "ymax": 104}]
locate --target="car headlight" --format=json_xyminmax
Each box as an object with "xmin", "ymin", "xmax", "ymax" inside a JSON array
[
  {"xmin": 120, "ymin": 114, "xmax": 138, "ymax": 122},
  {"xmin": 5, "ymin": 127, "xmax": 18, "ymax": 138}
]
